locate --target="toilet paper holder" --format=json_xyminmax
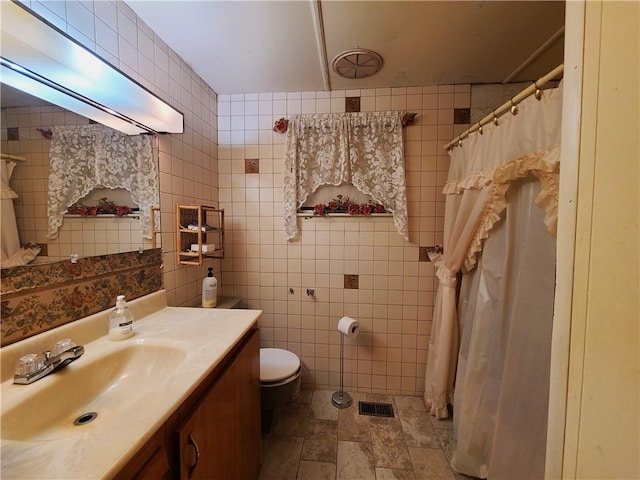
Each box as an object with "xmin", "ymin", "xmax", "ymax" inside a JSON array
[{"xmin": 332, "ymin": 316, "xmax": 359, "ymax": 409}]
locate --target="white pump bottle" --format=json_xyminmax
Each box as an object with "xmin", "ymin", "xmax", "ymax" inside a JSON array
[
  {"xmin": 108, "ymin": 295, "xmax": 134, "ymax": 340},
  {"xmin": 202, "ymin": 267, "xmax": 218, "ymax": 308}
]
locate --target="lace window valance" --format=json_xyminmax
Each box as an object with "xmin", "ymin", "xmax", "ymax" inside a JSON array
[
  {"xmin": 47, "ymin": 124, "xmax": 158, "ymax": 240},
  {"xmin": 283, "ymin": 111, "xmax": 408, "ymax": 240}
]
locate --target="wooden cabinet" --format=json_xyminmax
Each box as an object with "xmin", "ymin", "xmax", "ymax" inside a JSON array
[
  {"xmin": 177, "ymin": 330, "xmax": 261, "ymax": 479},
  {"xmin": 176, "ymin": 204, "xmax": 224, "ymax": 265},
  {"xmin": 115, "ymin": 328, "xmax": 260, "ymax": 480},
  {"xmin": 113, "ymin": 430, "xmax": 170, "ymax": 480}
]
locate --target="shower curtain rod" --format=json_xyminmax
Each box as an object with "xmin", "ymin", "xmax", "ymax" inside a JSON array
[
  {"xmin": 443, "ymin": 64, "xmax": 564, "ymax": 151},
  {"xmin": 1, "ymin": 153, "xmax": 26, "ymax": 161}
]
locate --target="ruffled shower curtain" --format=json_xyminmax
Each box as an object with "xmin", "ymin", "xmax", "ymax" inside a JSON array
[
  {"xmin": 1, "ymin": 159, "xmax": 21, "ymax": 261},
  {"xmin": 423, "ymin": 82, "xmax": 563, "ymax": 477},
  {"xmin": 283, "ymin": 112, "xmax": 408, "ymax": 241},
  {"xmin": 47, "ymin": 124, "xmax": 158, "ymax": 240}
]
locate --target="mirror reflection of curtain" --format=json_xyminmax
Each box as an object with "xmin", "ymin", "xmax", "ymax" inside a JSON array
[
  {"xmin": 1, "ymin": 159, "xmax": 20, "ymax": 260},
  {"xmin": 423, "ymin": 81, "xmax": 563, "ymax": 478},
  {"xmin": 47, "ymin": 125, "xmax": 158, "ymax": 240},
  {"xmin": 283, "ymin": 111, "xmax": 408, "ymax": 240}
]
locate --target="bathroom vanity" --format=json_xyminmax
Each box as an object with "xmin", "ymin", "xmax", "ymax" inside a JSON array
[
  {"xmin": 118, "ymin": 326, "xmax": 260, "ymax": 479},
  {"xmin": 0, "ymin": 291, "xmax": 262, "ymax": 479}
]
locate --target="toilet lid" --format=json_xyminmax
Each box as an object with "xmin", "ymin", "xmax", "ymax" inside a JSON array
[{"xmin": 260, "ymin": 348, "xmax": 300, "ymax": 382}]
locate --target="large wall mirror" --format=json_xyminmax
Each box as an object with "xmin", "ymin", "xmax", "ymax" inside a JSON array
[
  {"xmin": 1, "ymin": 84, "xmax": 160, "ymax": 266},
  {"xmin": 1, "ymin": 1, "xmax": 183, "ymax": 269}
]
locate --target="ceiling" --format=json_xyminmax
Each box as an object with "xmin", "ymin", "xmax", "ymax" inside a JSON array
[{"xmin": 126, "ymin": 0, "xmax": 566, "ymax": 95}]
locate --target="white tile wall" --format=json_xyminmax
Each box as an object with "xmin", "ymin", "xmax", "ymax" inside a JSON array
[
  {"xmin": 12, "ymin": 0, "xmax": 476, "ymax": 396},
  {"xmin": 217, "ymin": 86, "xmax": 470, "ymax": 395}
]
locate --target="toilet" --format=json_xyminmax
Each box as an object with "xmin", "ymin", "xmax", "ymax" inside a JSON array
[
  {"xmin": 260, "ymin": 348, "xmax": 302, "ymax": 431},
  {"xmin": 213, "ymin": 298, "xmax": 302, "ymax": 431}
]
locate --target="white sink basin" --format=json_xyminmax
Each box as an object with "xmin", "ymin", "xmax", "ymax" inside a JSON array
[
  {"xmin": 0, "ymin": 293, "xmax": 261, "ymax": 480},
  {"xmin": 1, "ymin": 342, "xmax": 187, "ymax": 442}
]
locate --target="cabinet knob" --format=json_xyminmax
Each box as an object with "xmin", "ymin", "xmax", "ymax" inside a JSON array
[{"xmin": 186, "ymin": 432, "xmax": 200, "ymax": 479}]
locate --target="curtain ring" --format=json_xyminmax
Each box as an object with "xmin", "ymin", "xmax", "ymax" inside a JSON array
[
  {"xmin": 492, "ymin": 112, "xmax": 499, "ymax": 126},
  {"xmin": 458, "ymin": 139, "xmax": 463, "ymax": 148},
  {"xmin": 510, "ymin": 99, "xmax": 518, "ymax": 115},
  {"xmin": 534, "ymin": 82, "xmax": 543, "ymax": 100},
  {"xmin": 478, "ymin": 123, "xmax": 484, "ymax": 135}
]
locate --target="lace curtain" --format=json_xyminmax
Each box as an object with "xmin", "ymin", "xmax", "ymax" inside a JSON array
[
  {"xmin": 47, "ymin": 124, "xmax": 158, "ymax": 239},
  {"xmin": 283, "ymin": 111, "xmax": 408, "ymax": 240}
]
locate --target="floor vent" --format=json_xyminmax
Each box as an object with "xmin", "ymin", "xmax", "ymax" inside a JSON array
[{"xmin": 358, "ymin": 401, "xmax": 394, "ymax": 418}]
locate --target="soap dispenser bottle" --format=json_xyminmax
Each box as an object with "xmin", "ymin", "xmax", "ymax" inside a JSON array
[
  {"xmin": 109, "ymin": 295, "xmax": 134, "ymax": 340},
  {"xmin": 202, "ymin": 267, "xmax": 218, "ymax": 308}
]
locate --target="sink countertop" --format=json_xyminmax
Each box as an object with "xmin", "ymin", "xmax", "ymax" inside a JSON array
[{"xmin": 0, "ymin": 290, "xmax": 261, "ymax": 479}]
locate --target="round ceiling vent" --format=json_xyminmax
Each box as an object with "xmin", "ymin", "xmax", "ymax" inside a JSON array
[{"xmin": 332, "ymin": 48, "xmax": 383, "ymax": 79}]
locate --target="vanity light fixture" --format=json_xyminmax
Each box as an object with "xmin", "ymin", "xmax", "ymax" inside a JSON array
[
  {"xmin": 0, "ymin": 1, "xmax": 183, "ymax": 135},
  {"xmin": 1, "ymin": 59, "xmax": 150, "ymax": 135}
]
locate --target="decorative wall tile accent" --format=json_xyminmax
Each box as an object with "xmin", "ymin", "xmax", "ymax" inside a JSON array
[
  {"xmin": 245, "ymin": 158, "xmax": 260, "ymax": 173},
  {"xmin": 344, "ymin": 274, "xmax": 359, "ymax": 289},
  {"xmin": 453, "ymin": 108, "xmax": 471, "ymax": 124},
  {"xmin": 345, "ymin": 97, "xmax": 361, "ymax": 112},
  {"xmin": 0, "ymin": 249, "xmax": 163, "ymax": 346}
]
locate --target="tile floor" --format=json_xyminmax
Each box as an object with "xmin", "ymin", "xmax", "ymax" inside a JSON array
[{"xmin": 259, "ymin": 389, "xmax": 478, "ymax": 480}]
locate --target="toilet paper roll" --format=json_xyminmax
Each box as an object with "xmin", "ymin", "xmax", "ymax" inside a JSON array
[{"xmin": 337, "ymin": 316, "xmax": 360, "ymax": 337}]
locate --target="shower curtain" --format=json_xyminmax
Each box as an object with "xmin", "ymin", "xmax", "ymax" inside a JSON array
[
  {"xmin": 423, "ymin": 82, "xmax": 563, "ymax": 478},
  {"xmin": 1, "ymin": 159, "xmax": 20, "ymax": 261}
]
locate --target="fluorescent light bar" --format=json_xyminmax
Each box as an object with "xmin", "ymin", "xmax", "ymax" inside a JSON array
[
  {"xmin": 1, "ymin": 1, "xmax": 183, "ymax": 135},
  {"xmin": 1, "ymin": 61, "xmax": 148, "ymax": 135}
]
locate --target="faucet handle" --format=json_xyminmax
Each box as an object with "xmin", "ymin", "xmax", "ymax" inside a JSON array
[
  {"xmin": 52, "ymin": 339, "xmax": 76, "ymax": 356},
  {"xmin": 15, "ymin": 353, "xmax": 46, "ymax": 376}
]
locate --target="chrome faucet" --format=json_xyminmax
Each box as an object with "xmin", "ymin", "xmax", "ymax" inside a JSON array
[{"xmin": 14, "ymin": 340, "xmax": 84, "ymax": 385}]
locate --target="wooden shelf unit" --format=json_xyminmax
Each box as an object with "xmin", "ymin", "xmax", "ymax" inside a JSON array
[
  {"xmin": 150, "ymin": 206, "xmax": 161, "ymax": 249},
  {"xmin": 176, "ymin": 205, "xmax": 224, "ymax": 265}
]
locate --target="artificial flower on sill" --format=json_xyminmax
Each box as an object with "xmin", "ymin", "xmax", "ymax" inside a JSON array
[
  {"xmin": 66, "ymin": 197, "xmax": 134, "ymax": 217},
  {"xmin": 306, "ymin": 194, "xmax": 387, "ymax": 216}
]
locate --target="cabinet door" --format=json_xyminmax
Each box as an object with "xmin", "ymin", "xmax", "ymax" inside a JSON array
[{"xmin": 177, "ymin": 330, "xmax": 260, "ymax": 480}]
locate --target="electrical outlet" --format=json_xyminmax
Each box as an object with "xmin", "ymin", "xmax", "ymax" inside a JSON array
[{"xmin": 344, "ymin": 274, "xmax": 359, "ymax": 289}]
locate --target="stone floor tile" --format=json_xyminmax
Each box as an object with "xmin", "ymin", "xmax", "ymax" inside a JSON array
[
  {"xmin": 399, "ymin": 409, "xmax": 441, "ymax": 448},
  {"xmin": 311, "ymin": 390, "xmax": 340, "ymax": 421},
  {"xmin": 301, "ymin": 418, "xmax": 338, "ymax": 462},
  {"xmin": 407, "ymin": 447, "xmax": 455, "ymax": 480},
  {"xmin": 369, "ymin": 417, "xmax": 413, "ymax": 469},
  {"xmin": 338, "ymin": 394, "xmax": 371, "ymax": 442},
  {"xmin": 260, "ymin": 392, "xmax": 461, "ymax": 480},
  {"xmin": 434, "ymin": 427, "xmax": 456, "ymax": 462},
  {"xmin": 297, "ymin": 460, "xmax": 337, "ymax": 480},
  {"xmin": 366, "ymin": 392, "xmax": 396, "ymax": 406},
  {"xmin": 375, "ymin": 467, "xmax": 418, "ymax": 479},
  {"xmin": 428, "ymin": 414, "xmax": 454, "ymax": 431},
  {"xmin": 274, "ymin": 404, "xmax": 311, "ymax": 437},
  {"xmin": 394, "ymin": 396, "xmax": 427, "ymax": 411},
  {"xmin": 453, "ymin": 473, "xmax": 482, "ymax": 480},
  {"xmin": 259, "ymin": 436, "xmax": 304, "ymax": 480},
  {"xmin": 337, "ymin": 441, "xmax": 376, "ymax": 480}
]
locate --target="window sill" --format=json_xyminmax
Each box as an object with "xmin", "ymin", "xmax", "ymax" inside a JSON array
[
  {"xmin": 296, "ymin": 212, "xmax": 392, "ymax": 218},
  {"xmin": 64, "ymin": 213, "xmax": 141, "ymax": 218}
]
